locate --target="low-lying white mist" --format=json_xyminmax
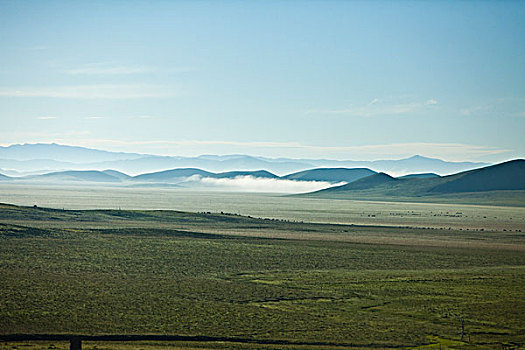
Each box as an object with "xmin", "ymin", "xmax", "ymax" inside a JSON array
[{"xmin": 182, "ymin": 175, "xmax": 345, "ymax": 193}]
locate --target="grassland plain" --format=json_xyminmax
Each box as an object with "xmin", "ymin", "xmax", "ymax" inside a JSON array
[
  {"xmin": 0, "ymin": 204, "xmax": 524, "ymax": 350},
  {"xmin": 1, "ymin": 184, "xmax": 524, "ymax": 232}
]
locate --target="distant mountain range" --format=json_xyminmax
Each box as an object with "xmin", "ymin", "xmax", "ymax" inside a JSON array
[
  {"xmin": 0, "ymin": 143, "xmax": 144, "ymax": 163},
  {"xmin": 281, "ymin": 168, "xmax": 376, "ymax": 183},
  {"xmin": 398, "ymin": 173, "xmax": 440, "ymax": 179},
  {"xmin": 286, "ymin": 155, "xmax": 490, "ymax": 177},
  {"xmin": 307, "ymin": 159, "xmax": 525, "ymax": 200},
  {"xmin": 0, "ymin": 143, "xmax": 490, "ymax": 176},
  {"xmin": 1, "ymin": 156, "xmax": 524, "ymax": 205},
  {"xmin": 1, "ymin": 158, "xmax": 523, "ymax": 193},
  {"xmin": 0, "ymin": 167, "xmax": 366, "ymax": 184},
  {"xmin": 30, "ymin": 170, "xmax": 123, "ymax": 183}
]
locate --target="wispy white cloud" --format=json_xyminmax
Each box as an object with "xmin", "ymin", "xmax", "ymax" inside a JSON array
[
  {"xmin": 64, "ymin": 63, "xmax": 153, "ymax": 75},
  {"xmin": 460, "ymin": 105, "xmax": 491, "ymax": 116},
  {"xmin": 459, "ymin": 97, "xmax": 525, "ymax": 117},
  {"xmin": 183, "ymin": 175, "xmax": 344, "ymax": 193},
  {"xmin": 63, "ymin": 63, "xmax": 193, "ymax": 75},
  {"xmin": 76, "ymin": 139, "xmax": 308, "ymax": 149},
  {"xmin": 309, "ymin": 98, "xmax": 438, "ymax": 117},
  {"xmin": 0, "ymin": 84, "xmax": 179, "ymax": 99},
  {"xmin": 84, "ymin": 115, "xmax": 156, "ymax": 120},
  {"xmin": 37, "ymin": 116, "xmax": 57, "ymax": 120}
]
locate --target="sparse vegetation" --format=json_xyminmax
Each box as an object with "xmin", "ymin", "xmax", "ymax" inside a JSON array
[{"xmin": 0, "ymin": 204, "xmax": 524, "ymax": 349}]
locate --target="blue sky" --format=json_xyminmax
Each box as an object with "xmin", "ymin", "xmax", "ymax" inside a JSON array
[{"xmin": 0, "ymin": 0, "xmax": 524, "ymax": 161}]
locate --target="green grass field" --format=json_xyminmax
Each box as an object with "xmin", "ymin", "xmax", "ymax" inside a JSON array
[
  {"xmin": 303, "ymin": 189, "xmax": 525, "ymax": 208},
  {"xmin": 1, "ymin": 184, "xmax": 524, "ymax": 232},
  {"xmin": 0, "ymin": 203, "xmax": 524, "ymax": 349}
]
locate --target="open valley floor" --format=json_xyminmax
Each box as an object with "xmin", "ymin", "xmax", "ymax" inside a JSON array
[{"xmin": 0, "ymin": 202, "xmax": 523, "ymax": 349}]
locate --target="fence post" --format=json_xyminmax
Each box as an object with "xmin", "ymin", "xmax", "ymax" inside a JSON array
[{"xmin": 70, "ymin": 337, "xmax": 81, "ymax": 350}]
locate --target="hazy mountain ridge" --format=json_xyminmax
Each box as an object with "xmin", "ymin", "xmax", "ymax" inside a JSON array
[
  {"xmin": 275, "ymin": 155, "xmax": 488, "ymax": 176},
  {"xmin": 308, "ymin": 159, "xmax": 525, "ymax": 199},
  {"xmin": 212, "ymin": 170, "xmax": 278, "ymax": 179},
  {"xmin": 3, "ymin": 160, "xmax": 523, "ymax": 192},
  {"xmin": 398, "ymin": 173, "xmax": 440, "ymax": 179},
  {"xmin": 28, "ymin": 170, "xmax": 122, "ymax": 183},
  {"xmin": 0, "ymin": 143, "xmax": 490, "ymax": 176},
  {"xmin": 0, "ymin": 143, "xmax": 144, "ymax": 163},
  {"xmin": 282, "ymin": 168, "xmax": 376, "ymax": 183},
  {"xmin": 9, "ymin": 168, "xmax": 285, "ymax": 184},
  {"xmin": 328, "ymin": 172, "xmax": 396, "ymax": 191},
  {"xmin": 134, "ymin": 168, "xmax": 215, "ymax": 182},
  {"xmin": 101, "ymin": 169, "xmax": 133, "ymax": 180},
  {"xmin": 428, "ymin": 159, "xmax": 525, "ymax": 193},
  {"xmin": 1, "ymin": 159, "xmax": 523, "ymax": 203},
  {"xmin": 1, "ymin": 166, "xmax": 440, "ymax": 185}
]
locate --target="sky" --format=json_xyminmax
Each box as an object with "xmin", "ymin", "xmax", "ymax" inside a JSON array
[{"xmin": 0, "ymin": 0, "xmax": 524, "ymax": 162}]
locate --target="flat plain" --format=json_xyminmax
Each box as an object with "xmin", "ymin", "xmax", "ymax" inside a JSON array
[
  {"xmin": 0, "ymin": 200, "xmax": 524, "ymax": 350},
  {"xmin": 1, "ymin": 184, "xmax": 524, "ymax": 231}
]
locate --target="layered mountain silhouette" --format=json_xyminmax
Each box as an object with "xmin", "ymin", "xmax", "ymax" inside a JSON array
[
  {"xmin": 428, "ymin": 159, "xmax": 525, "ymax": 193},
  {"xmin": 309, "ymin": 159, "xmax": 525, "ymax": 198},
  {"xmin": 26, "ymin": 170, "xmax": 122, "ymax": 182},
  {"xmin": 15, "ymin": 168, "xmax": 284, "ymax": 184},
  {"xmin": 291, "ymin": 154, "xmax": 488, "ymax": 176},
  {"xmin": 0, "ymin": 143, "xmax": 144, "ymax": 163},
  {"xmin": 398, "ymin": 173, "xmax": 440, "ymax": 179},
  {"xmin": 1, "ymin": 158, "xmax": 523, "ymax": 204},
  {"xmin": 282, "ymin": 168, "xmax": 376, "ymax": 183},
  {"xmin": 3, "ymin": 160, "xmax": 523, "ymax": 193},
  {"xmin": 327, "ymin": 172, "xmax": 396, "ymax": 191},
  {"xmin": 0, "ymin": 143, "xmax": 489, "ymax": 176},
  {"xmin": 212, "ymin": 170, "xmax": 278, "ymax": 179},
  {"xmin": 101, "ymin": 169, "xmax": 132, "ymax": 180},
  {"xmin": 134, "ymin": 168, "xmax": 214, "ymax": 182}
]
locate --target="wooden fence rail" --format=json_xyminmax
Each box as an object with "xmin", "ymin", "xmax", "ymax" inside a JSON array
[{"xmin": 0, "ymin": 334, "xmax": 410, "ymax": 350}]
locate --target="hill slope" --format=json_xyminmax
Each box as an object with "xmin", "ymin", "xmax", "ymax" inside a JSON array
[
  {"xmin": 307, "ymin": 159, "xmax": 525, "ymax": 204},
  {"xmin": 102, "ymin": 169, "xmax": 132, "ymax": 180},
  {"xmin": 429, "ymin": 159, "xmax": 525, "ymax": 193},
  {"xmin": 283, "ymin": 168, "xmax": 376, "ymax": 183},
  {"xmin": 399, "ymin": 173, "xmax": 440, "ymax": 179},
  {"xmin": 133, "ymin": 168, "xmax": 214, "ymax": 182},
  {"xmin": 321, "ymin": 173, "xmax": 396, "ymax": 192},
  {"xmin": 29, "ymin": 170, "xmax": 122, "ymax": 182},
  {"xmin": 212, "ymin": 170, "xmax": 278, "ymax": 179}
]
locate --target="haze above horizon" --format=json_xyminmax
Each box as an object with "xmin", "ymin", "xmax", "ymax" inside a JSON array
[{"xmin": 1, "ymin": 1, "xmax": 524, "ymax": 162}]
